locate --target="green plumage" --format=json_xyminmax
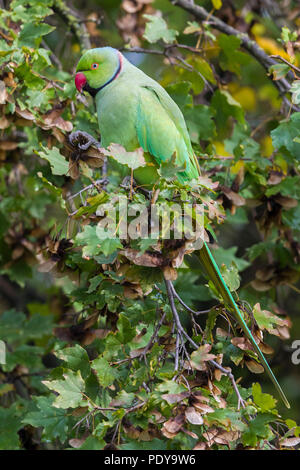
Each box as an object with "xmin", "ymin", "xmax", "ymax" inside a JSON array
[
  {"xmin": 93, "ymin": 52, "xmax": 199, "ymax": 184},
  {"xmin": 76, "ymin": 47, "xmax": 290, "ymax": 408}
]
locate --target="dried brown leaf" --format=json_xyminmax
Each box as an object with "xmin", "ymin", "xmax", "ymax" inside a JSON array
[
  {"xmin": 245, "ymin": 359, "xmax": 264, "ymax": 374},
  {"xmin": 121, "ymin": 249, "xmax": 164, "ymax": 267},
  {"xmin": 231, "ymin": 336, "xmax": 253, "ymax": 351},
  {"xmin": 0, "ymin": 141, "xmax": 18, "ymax": 150},
  {"xmin": 163, "ymin": 414, "xmax": 185, "ymax": 434},
  {"xmin": 281, "ymin": 437, "xmax": 300, "ymax": 447},
  {"xmin": 0, "ymin": 81, "xmax": 8, "ymax": 104},
  {"xmin": 162, "ymin": 392, "xmax": 189, "ymax": 405},
  {"xmin": 185, "ymin": 407, "xmax": 204, "ymax": 425},
  {"xmin": 162, "ymin": 265, "xmax": 177, "ymax": 280},
  {"xmin": 0, "ymin": 115, "xmax": 10, "ymax": 129}
]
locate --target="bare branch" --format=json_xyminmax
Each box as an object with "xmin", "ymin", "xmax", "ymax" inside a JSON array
[
  {"xmin": 169, "ymin": 0, "xmax": 297, "ymax": 108},
  {"xmin": 52, "ymin": 0, "xmax": 91, "ymax": 51},
  {"xmin": 170, "ymin": 282, "xmax": 211, "ymax": 316},
  {"xmin": 123, "ymin": 45, "xmax": 214, "ymax": 93},
  {"xmin": 165, "ymin": 278, "xmax": 245, "ymax": 409}
]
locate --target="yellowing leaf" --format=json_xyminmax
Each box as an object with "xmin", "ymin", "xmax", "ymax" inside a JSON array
[
  {"xmin": 190, "ymin": 344, "xmax": 216, "ymax": 371},
  {"xmin": 252, "ymin": 383, "xmax": 277, "ymax": 411},
  {"xmin": 255, "ymin": 36, "xmax": 290, "ymax": 60},
  {"xmin": 212, "ymin": 0, "xmax": 222, "ymax": 9},
  {"xmin": 104, "ymin": 144, "xmax": 146, "ymax": 170}
]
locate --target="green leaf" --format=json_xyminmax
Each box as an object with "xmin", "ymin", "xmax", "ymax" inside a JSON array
[
  {"xmin": 26, "ymin": 89, "xmax": 53, "ymax": 110},
  {"xmin": 42, "ymin": 370, "xmax": 85, "ymax": 409},
  {"xmin": 0, "ymin": 404, "xmax": 23, "ymax": 450},
  {"xmin": 204, "ymin": 308, "xmax": 218, "ymax": 342},
  {"xmin": 211, "ymin": 89, "xmax": 245, "ymax": 133},
  {"xmin": 91, "ymin": 357, "xmax": 116, "ymax": 388},
  {"xmin": 77, "ymin": 436, "xmax": 106, "ymax": 450},
  {"xmin": 265, "ymin": 175, "xmax": 300, "ymax": 197},
  {"xmin": 220, "ymin": 263, "xmax": 240, "ymax": 291},
  {"xmin": 281, "ymin": 26, "xmax": 297, "ymax": 44},
  {"xmin": 75, "ymin": 225, "xmax": 102, "ymax": 257},
  {"xmin": 88, "ymin": 274, "xmax": 104, "ymax": 293},
  {"xmin": 247, "ymin": 241, "xmax": 274, "ymax": 262},
  {"xmin": 224, "ymin": 122, "xmax": 261, "ymax": 161},
  {"xmin": 253, "ymin": 304, "xmax": 284, "ymax": 332},
  {"xmin": 213, "ymin": 246, "xmax": 250, "ymax": 272},
  {"xmin": 290, "ymin": 80, "xmax": 300, "ymax": 104},
  {"xmin": 4, "ymin": 344, "xmax": 43, "ymax": 372},
  {"xmin": 97, "ymin": 235, "xmax": 123, "ymax": 257},
  {"xmin": 57, "ymin": 344, "xmax": 91, "ymax": 380},
  {"xmin": 116, "ymin": 314, "xmax": 136, "ymax": 344},
  {"xmin": 74, "ymin": 192, "xmax": 108, "ymax": 219},
  {"xmin": 185, "ymin": 104, "xmax": 216, "ymax": 143},
  {"xmin": 271, "ymin": 113, "xmax": 300, "ymax": 159},
  {"xmin": 23, "ymin": 396, "xmax": 70, "ymax": 442},
  {"xmin": 158, "ymin": 152, "xmax": 186, "ymax": 180},
  {"xmin": 120, "ymin": 438, "xmax": 166, "ymax": 450},
  {"xmin": 143, "ymin": 14, "xmax": 178, "ymax": 44},
  {"xmin": 252, "ymin": 383, "xmax": 277, "ymax": 412},
  {"xmin": 193, "ymin": 56, "xmax": 216, "ymax": 84},
  {"xmin": 156, "ymin": 380, "xmax": 187, "ymax": 394},
  {"xmin": 18, "ymin": 22, "xmax": 55, "ymax": 48},
  {"xmin": 0, "ymin": 309, "xmax": 53, "ymax": 343},
  {"xmin": 269, "ymin": 63, "xmax": 290, "ymax": 80},
  {"xmin": 1, "ymin": 259, "xmax": 32, "ymax": 287},
  {"xmin": 206, "ymin": 408, "xmax": 245, "ymax": 430},
  {"xmin": 166, "ymin": 81, "xmax": 193, "ymax": 110},
  {"xmin": 242, "ymin": 413, "xmax": 275, "ymax": 446},
  {"xmin": 218, "ymin": 34, "xmax": 250, "ymax": 76},
  {"xmin": 38, "ymin": 146, "xmax": 69, "ymax": 176}
]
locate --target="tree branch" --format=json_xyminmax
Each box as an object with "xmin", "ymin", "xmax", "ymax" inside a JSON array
[
  {"xmin": 164, "ymin": 279, "xmax": 245, "ymax": 409},
  {"xmin": 123, "ymin": 45, "xmax": 214, "ymax": 92},
  {"xmin": 52, "ymin": 0, "xmax": 91, "ymax": 51},
  {"xmin": 170, "ymin": 0, "xmax": 294, "ymax": 100}
]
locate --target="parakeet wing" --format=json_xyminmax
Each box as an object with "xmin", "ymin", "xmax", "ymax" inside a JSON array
[{"xmin": 136, "ymin": 85, "xmax": 199, "ymax": 182}]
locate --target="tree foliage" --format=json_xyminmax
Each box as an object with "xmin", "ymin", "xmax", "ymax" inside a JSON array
[{"xmin": 0, "ymin": 0, "xmax": 300, "ymax": 450}]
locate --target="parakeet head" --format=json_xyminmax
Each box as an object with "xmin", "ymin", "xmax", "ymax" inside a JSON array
[{"xmin": 75, "ymin": 47, "xmax": 123, "ymax": 97}]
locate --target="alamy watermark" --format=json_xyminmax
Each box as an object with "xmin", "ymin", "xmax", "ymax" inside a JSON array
[
  {"xmin": 0, "ymin": 340, "xmax": 5, "ymax": 364},
  {"xmin": 95, "ymin": 196, "xmax": 206, "ymax": 249},
  {"xmin": 291, "ymin": 340, "xmax": 300, "ymax": 365}
]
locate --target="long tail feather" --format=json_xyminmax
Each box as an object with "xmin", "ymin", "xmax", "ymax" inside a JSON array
[{"xmin": 198, "ymin": 242, "xmax": 290, "ymax": 408}]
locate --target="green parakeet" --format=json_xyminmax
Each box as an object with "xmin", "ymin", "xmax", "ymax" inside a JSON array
[{"xmin": 75, "ymin": 47, "xmax": 290, "ymax": 408}]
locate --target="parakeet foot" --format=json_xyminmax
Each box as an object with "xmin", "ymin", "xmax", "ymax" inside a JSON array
[
  {"xmin": 120, "ymin": 176, "xmax": 152, "ymax": 199},
  {"xmin": 69, "ymin": 130, "xmax": 101, "ymax": 151},
  {"xmin": 120, "ymin": 175, "xmax": 136, "ymax": 188}
]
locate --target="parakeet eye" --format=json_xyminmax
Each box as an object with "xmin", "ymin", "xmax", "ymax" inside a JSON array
[{"xmin": 91, "ymin": 63, "xmax": 99, "ymax": 69}]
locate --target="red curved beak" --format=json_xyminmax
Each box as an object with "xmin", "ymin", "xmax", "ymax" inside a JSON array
[{"xmin": 75, "ymin": 72, "xmax": 87, "ymax": 93}]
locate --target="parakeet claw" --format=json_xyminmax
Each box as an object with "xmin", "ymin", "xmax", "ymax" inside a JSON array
[
  {"xmin": 69, "ymin": 130, "xmax": 101, "ymax": 151},
  {"xmin": 120, "ymin": 176, "xmax": 152, "ymax": 199},
  {"xmin": 120, "ymin": 175, "xmax": 136, "ymax": 188}
]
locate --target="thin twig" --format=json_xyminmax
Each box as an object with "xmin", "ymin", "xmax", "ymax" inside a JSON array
[
  {"xmin": 165, "ymin": 278, "xmax": 246, "ymax": 409},
  {"xmin": 169, "ymin": 0, "xmax": 299, "ymax": 111},
  {"xmin": 142, "ymin": 311, "xmax": 167, "ymax": 357},
  {"xmin": 270, "ymin": 55, "xmax": 300, "ymax": 75},
  {"xmin": 123, "ymin": 45, "xmax": 214, "ymax": 93},
  {"xmin": 41, "ymin": 40, "xmax": 62, "ymax": 70},
  {"xmin": 67, "ymin": 178, "xmax": 108, "ymax": 202},
  {"xmin": 170, "ymin": 282, "xmax": 211, "ymax": 315}
]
